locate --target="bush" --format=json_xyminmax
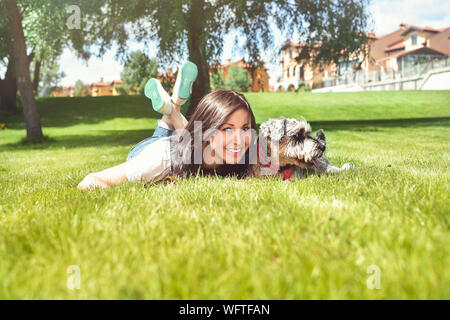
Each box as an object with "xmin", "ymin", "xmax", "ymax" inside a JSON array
[
  {"xmin": 225, "ymin": 65, "xmax": 252, "ymax": 92},
  {"xmin": 121, "ymin": 51, "xmax": 158, "ymax": 95},
  {"xmin": 73, "ymin": 80, "xmax": 90, "ymax": 96},
  {"xmin": 114, "ymin": 85, "xmax": 128, "ymax": 96},
  {"xmin": 296, "ymin": 83, "xmax": 311, "ymax": 93},
  {"xmin": 210, "ymin": 69, "xmax": 226, "ymax": 90},
  {"xmin": 312, "ymin": 80, "xmax": 324, "ymax": 90}
]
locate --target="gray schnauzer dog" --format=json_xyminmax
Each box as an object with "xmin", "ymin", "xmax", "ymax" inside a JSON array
[{"xmin": 251, "ymin": 117, "xmax": 351, "ymax": 180}]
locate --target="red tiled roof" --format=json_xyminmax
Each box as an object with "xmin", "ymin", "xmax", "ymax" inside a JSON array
[
  {"xmin": 90, "ymin": 80, "xmax": 122, "ymax": 87},
  {"xmin": 373, "ymin": 30, "xmax": 400, "ymax": 40},
  {"xmin": 377, "ymin": 46, "xmax": 447, "ymax": 61},
  {"xmin": 386, "ymin": 40, "xmax": 405, "ymax": 52},
  {"xmin": 400, "ymin": 25, "xmax": 440, "ymax": 36},
  {"xmin": 429, "ymin": 27, "xmax": 450, "ymax": 39}
]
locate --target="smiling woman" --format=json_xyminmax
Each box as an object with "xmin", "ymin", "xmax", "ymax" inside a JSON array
[
  {"xmin": 77, "ymin": 88, "xmax": 257, "ymax": 190},
  {"xmin": 212, "ymin": 109, "xmax": 253, "ymax": 164},
  {"xmin": 172, "ymin": 90, "xmax": 257, "ymax": 178}
]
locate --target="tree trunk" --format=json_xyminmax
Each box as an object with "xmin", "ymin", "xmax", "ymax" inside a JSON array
[
  {"xmin": 32, "ymin": 59, "xmax": 41, "ymax": 95},
  {"xmin": 186, "ymin": 0, "xmax": 211, "ymax": 119},
  {"xmin": 5, "ymin": 0, "xmax": 43, "ymax": 138},
  {"xmin": 0, "ymin": 55, "xmax": 19, "ymax": 114}
]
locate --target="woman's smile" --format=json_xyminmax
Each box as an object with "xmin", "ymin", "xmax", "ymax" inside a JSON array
[
  {"xmin": 226, "ymin": 146, "xmax": 242, "ymax": 154},
  {"xmin": 225, "ymin": 146, "xmax": 244, "ymax": 159},
  {"xmin": 212, "ymin": 108, "xmax": 252, "ymax": 164}
]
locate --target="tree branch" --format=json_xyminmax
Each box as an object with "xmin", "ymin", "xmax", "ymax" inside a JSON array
[{"xmin": 28, "ymin": 51, "xmax": 35, "ymax": 64}]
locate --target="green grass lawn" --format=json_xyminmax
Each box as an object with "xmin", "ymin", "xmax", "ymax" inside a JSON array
[{"xmin": 0, "ymin": 91, "xmax": 449, "ymax": 299}]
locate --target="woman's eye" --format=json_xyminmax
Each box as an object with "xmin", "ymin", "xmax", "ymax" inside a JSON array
[
  {"xmin": 223, "ymin": 128, "xmax": 232, "ymax": 132},
  {"xmin": 242, "ymin": 127, "xmax": 250, "ymax": 132}
]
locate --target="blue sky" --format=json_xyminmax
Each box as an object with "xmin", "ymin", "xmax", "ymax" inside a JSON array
[{"xmin": 57, "ymin": 0, "xmax": 450, "ymax": 87}]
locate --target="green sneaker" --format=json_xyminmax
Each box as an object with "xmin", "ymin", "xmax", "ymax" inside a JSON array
[
  {"xmin": 144, "ymin": 78, "xmax": 173, "ymax": 115},
  {"xmin": 171, "ymin": 61, "xmax": 198, "ymax": 106}
]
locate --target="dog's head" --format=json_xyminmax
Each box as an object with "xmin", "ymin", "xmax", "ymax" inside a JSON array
[{"xmin": 259, "ymin": 117, "xmax": 326, "ymax": 168}]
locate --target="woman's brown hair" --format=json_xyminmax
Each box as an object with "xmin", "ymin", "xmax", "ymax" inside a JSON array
[{"xmin": 171, "ymin": 90, "xmax": 257, "ymax": 178}]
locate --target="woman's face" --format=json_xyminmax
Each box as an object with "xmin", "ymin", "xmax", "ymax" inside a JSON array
[{"xmin": 207, "ymin": 108, "xmax": 252, "ymax": 166}]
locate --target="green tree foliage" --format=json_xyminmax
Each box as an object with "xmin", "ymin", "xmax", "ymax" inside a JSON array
[
  {"xmin": 30, "ymin": 58, "xmax": 66, "ymax": 97},
  {"xmin": 224, "ymin": 65, "xmax": 252, "ymax": 92},
  {"xmin": 120, "ymin": 51, "xmax": 158, "ymax": 95},
  {"xmin": 210, "ymin": 69, "xmax": 225, "ymax": 90},
  {"xmin": 0, "ymin": 0, "xmax": 95, "ymax": 138},
  {"xmin": 82, "ymin": 0, "xmax": 370, "ymax": 116},
  {"xmin": 73, "ymin": 80, "xmax": 89, "ymax": 97},
  {"xmin": 1, "ymin": 0, "xmax": 371, "ymax": 136},
  {"xmin": 159, "ymin": 72, "xmax": 176, "ymax": 96},
  {"xmin": 293, "ymin": 0, "xmax": 371, "ymax": 68},
  {"xmin": 114, "ymin": 85, "xmax": 128, "ymax": 96}
]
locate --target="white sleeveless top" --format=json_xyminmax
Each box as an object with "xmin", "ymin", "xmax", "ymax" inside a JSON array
[{"xmin": 124, "ymin": 136, "xmax": 173, "ymax": 183}]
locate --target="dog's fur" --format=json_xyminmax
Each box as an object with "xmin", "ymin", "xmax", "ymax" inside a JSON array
[{"xmin": 250, "ymin": 117, "xmax": 351, "ymax": 180}]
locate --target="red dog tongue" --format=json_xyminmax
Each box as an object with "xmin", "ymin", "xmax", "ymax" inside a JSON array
[{"xmin": 312, "ymin": 159, "xmax": 318, "ymax": 167}]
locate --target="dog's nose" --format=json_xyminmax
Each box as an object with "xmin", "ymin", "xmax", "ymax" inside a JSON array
[{"xmin": 318, "ymin": 144, "xmax": 326, "ymax": 152}]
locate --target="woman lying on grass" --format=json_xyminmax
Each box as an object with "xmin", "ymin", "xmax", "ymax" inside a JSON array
[{"xmin": 77, "ymin": 62, "xmax": 257, "ymax": 190}]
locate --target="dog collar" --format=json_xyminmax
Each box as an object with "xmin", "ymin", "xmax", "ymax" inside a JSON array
[
  {"xmin": 282, "ymin": 166, "xmax": 293, "ymax": 180},
  {"xmin": 257, "ymin": 139, "xmax": 292, "ymax": 180}
]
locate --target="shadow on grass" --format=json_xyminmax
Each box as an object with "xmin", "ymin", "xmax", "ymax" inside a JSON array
[
  {"xmin": 2, "ymin": 116, "xmax": 449, "ymax": 151},
  {"xmin": 2, "ymin": 96, "xmax": 161, "ymax": 130},
  {"xmin": 1, "ymin": 129, "xmax": 155, "ymax": 151},
  {"xmin": 3, "ymin": 95, "xmax": 448, "ymax": 131},
  {"xmin": 308, "ymin": 116, "xmax": 450, "ymax": 132}
]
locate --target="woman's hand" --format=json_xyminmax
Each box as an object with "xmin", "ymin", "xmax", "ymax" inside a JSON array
[
  {"xmin": 77, "ymin": 163, "xmax": 128, "ymax": 190},
  {"xmin": 77, "ymin": 173, "xmax": 109, "ymax": 190}
]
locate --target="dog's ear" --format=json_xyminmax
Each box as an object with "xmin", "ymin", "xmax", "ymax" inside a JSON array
[
  {"xmin": 315, "ymin": 129, "xmax": 326, "ymax": 144},
  {"xmin": 285, "ymin": 117, "xmax": 311, "ymax": 138},
  {"xmin": 259, "ymin": 117, "xmax": 287, "ymax": 142}
]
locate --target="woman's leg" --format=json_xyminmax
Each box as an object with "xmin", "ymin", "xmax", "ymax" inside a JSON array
[
  {"xmin": 145, "ymin": 61, "xmax": 197, "ymax": 130},
  {"xmin": 161, "ymin": 102, "xmax": 188, "ymax": 130},
  {"xmin": 162, "ymin": 61, "xmax": 197, "ymax": 130}
]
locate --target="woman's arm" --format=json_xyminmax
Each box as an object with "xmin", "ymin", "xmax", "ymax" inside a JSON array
[{"xmin": 77, "ymin": 162, "xmax": 128, "ymax": 190}]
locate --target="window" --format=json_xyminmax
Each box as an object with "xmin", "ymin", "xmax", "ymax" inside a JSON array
[
  {"xmin": 289, "ymin": 49, "xmax": 293, "ymax": 59},
  {"xmin": 411, "ymin": 33, "xmax": 418, "ymax": 45},
  {"xmin": 287, "ymin": 68, "xmax": 290, "ymax": 78},
  {"xmin": 293, "ymin": 66, "xmax": 296, "ymax": 77}
]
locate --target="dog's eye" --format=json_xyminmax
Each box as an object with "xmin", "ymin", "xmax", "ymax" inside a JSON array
[
  {"xmin": 292, "ymin": 129, "xmax": 305, "ymax": 142},
  {"xmin": 297, "ymin": 128, "xmax": 305, "ymax": 137}
]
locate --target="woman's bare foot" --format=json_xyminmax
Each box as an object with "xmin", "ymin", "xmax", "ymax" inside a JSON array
[{"xmin": 162, "ymin": 101, "xmax": 188, "ymax": 130}]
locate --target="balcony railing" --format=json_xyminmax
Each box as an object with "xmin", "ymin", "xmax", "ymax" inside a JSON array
[{"xmin": 320, "ymin": 56, "xmax": 449, "ymax": 89}]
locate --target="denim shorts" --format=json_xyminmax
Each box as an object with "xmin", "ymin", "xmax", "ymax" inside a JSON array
[{"xmin": 127, "ymin": 124, "xmax": 174, "ymax": 161}]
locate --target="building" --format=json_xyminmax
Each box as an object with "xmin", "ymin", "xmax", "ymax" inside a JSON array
[
  {"xmin": 51, "ymin": 86, "xmax": 73, "ymax": 97},
  {"xmin": 277, "ymin": 24, "xmax": 450, "ymax": 91},
  {"xmin": 277, "ymin": 41, "xmax": 338, "ymax": 91},
  {"xmin": 88, "ymin": 78, "xmax": 123, "ymax": 96},
  {"xmin": 51, "ymin": 78, "xmax": 124, "ymax": 97},
  {"xmin": 370, "ymin": 24, "xmax": 450, "ymax": 73},
  {"xmin": 214, "ymin": 59, "xmax": 270, "ymax": 92}
]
